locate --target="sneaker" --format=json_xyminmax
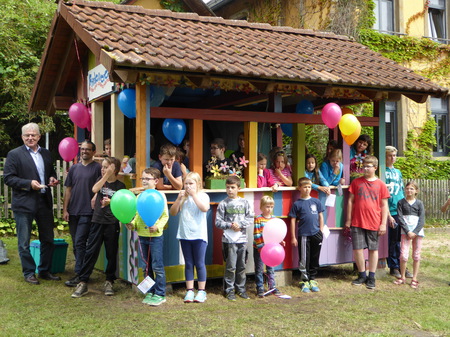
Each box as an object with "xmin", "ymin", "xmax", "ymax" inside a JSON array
[
  {"xmin": 226, "ymin": 291, "xmax": 236, "ymax": 301},
  {"xmin": 71, "ymin": 282, "xmax": 88, "ymax": 298},
  {"xmin": 194, "ymin": 290, "xmax": 207, "ymax": 303},
  {"xmin": 257, "ymin": 287, "xmax": 265, "ymax": 298},
  {"xmin": 271, "ymin": 288, "xmax": 282, "ymax": 296},
  {"xmin": 184, "ymin": 290, "xmax": 195, "ymax": 303},
  {"xmin": 142, "ymin": 293, "xmax": 153, "ymax": 304},
  {"xmin": 309, "ymin": 280, "xmax": 320, "ymax": 292},
  {"xmin": 65, "ymin": 275, "xmax": 80, "ymax": 287},
  {"xmin": 300, "ymin": 281, "xmax": 311, "ymax": 293},
  {"xmin": 237, "ymin": 291, "xmax": 250, "ymax": 299},
  {"xmin": 390, "ymin": 269, "xmax": 401, "ymax": 279},
  {"xmin": 104, "ymin": 281, "xmax": 114, "ymax": 296},
  {"xmin": 366, "ymin": 278, "xmax": 376, "ymax": 290},
  {"xmin": 148, "ymin": 294, "xmax": 166, "ymax": 306},
  {"xmin": 351, "ymin": 276, "xmax": 367, "ymax": 286},
  {"xmin": 405, "ymin": 269, "xmax": 413, "ymax": 278}
]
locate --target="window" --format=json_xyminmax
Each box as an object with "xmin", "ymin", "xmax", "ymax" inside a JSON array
[
  {"xmin": 430, "ymin": 97, "xmax": 449, "ymax": 156},
  {"xmin": 373, "ymin": 0, "xmax": 395, "ymax": 34},
  {"xmin": 385, "ymin": 101, "xmax": 397, "ymax": 148},
  {"xmin": 428, "ymin": 0, "xmax": 447, "ymax": 42}
]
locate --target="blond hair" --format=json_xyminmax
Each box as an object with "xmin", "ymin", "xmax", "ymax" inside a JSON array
[{"xmin": 260, "ymin": 195, "xmax": 274, "ymax": 209}]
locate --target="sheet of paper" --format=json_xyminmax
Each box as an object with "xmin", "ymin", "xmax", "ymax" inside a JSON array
[
  {"xmin": 224, "ymin": 229, "xmax": 241, "ymax": 243},
  {"xmin": 322, "ymin": 225, "xmax": 331, "ymax": 239},
  {"xmin": 137, "ymin": 276, "xmax": 155, "ymax": 294},
  {"xmin": 325, "ymin": 193, "xmax": 336, "ymax": 207}
]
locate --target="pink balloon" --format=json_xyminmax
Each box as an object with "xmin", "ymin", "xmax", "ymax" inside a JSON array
[
  {"xmin": 321, "ymin": 103, "xmax": 342, "ymax": 129},
  {"xmin": 262, "ymin": 218, "xmax": 287, "ymax": 244},
  {"xmin": 69, "ymin": 103, "xmax": 89, "ymax": 129},
  {"xmin": 58, "ymin": 137, "xmax": 79, "ymax": 162},
  {"xmin": 260, "ymin": 243, "xmax": 285, "ymax": 267}
]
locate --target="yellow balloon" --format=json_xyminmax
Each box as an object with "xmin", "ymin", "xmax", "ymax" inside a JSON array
[
  {"xmin": 339, "ymin": 114, "xmax": 359, "ymax": 136},
  {"xmin": 342, "ymin": 123, "xmax": 361, "ymax": 146}
]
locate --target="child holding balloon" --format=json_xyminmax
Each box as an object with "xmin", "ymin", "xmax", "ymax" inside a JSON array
[
  {"xmin": 71, "ymin": 157, "xmax": 126, "ymax": 298},
  {"xmin": 170, "ymin": 172, "xmax": 210, "ymax": 303},
  {"xmin": 126, "ymin": 167, "xmax": 169, "ymax": 306},
  {"xmin": 253, "ymin": 196, "xmax": 284, "ymax": 297},
  {"xmin": 289, "ymin": 177, "xmax": 324, "ymax": 293}
]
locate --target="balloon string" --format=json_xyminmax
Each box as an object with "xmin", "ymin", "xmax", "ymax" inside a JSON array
[{"xmin": 73, "ymin": 38, "xmax": 85, "ymax": 103}]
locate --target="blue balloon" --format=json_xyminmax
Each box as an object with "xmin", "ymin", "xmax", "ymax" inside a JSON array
[
  {"xmin": 296, "ymin": 99, "xmax": 314, "ymax": 114},
  {"xmin": 118, "ymin": 89, "xmax": 136, "ymax": 118},
  {"xmin": 281, "ymin": 124, "xmax": 292, "ymax": 137},
  {"xmin": 150, "ymin": 85, "xmax": 166, "ymax": 107},
  {"xmin": 162, "ymin": 118, "xmax": 186, "ymax": 146},
  {"xmin": 136, "ymin": 189, "xmax": 165, "ymax": 227}
]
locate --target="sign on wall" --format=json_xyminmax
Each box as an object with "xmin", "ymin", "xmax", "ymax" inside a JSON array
[{"xmin": 87, "ymin": 64, "xmax": 114, "ymax": 102}]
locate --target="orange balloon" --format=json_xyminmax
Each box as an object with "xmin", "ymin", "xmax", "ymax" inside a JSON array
[
  {"xmin": 342, "ymin": 107, "xmax": 353, "ymax": 115},
  {"xmin": 342, "ymin": 122, "xmax": 361, "ymax": 146}
]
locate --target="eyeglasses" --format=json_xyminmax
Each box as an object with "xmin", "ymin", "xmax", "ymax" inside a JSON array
[
  {"xmin": 23, "ymin": 134, "xmax": 39, "ymax": 138},
  {"xmin": 363, "ymin": 165, "xmax": 375, "ymax": 168},
  {"xmin": 140, "ymin": 177, "xmax": 156, "ymax": 181}
]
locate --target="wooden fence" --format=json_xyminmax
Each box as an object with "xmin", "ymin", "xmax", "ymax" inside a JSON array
[{"xmin": 0, "ymin": 158, "xmax": 449, "ymax": 222}]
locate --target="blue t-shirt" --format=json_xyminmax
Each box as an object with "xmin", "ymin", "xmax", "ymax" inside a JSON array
[
  {"xmin": 385, "ymin": 166, "xmax": 404, "ymax": 215},
  {"xmin": 289, "ymin": 197, "xmax": 324, "ymax": 236},
  {"xmin": 151, "ymin": 160, "xmax": 182, "ymax": 186},
  {"xmin": 64, "ymin": 161, "xmax": 102, "ymax": 215}
]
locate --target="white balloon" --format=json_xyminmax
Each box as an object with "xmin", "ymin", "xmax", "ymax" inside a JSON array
[{"xmin": 262, "ymin": 218, "xmax": 287, "ymax": 244}]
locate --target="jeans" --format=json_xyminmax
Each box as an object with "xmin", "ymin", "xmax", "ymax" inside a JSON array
[
  {"xmin": 79, "ymin": 222, "xmax": 120, "ymax": 283},
  {"xmin": 138, "ymin": 235, "xmax": 166, "ymax": 296},
  {"xmin": 180, "ymin": 239, "xmax": 208, "ymax": 282},
  {"xmin": 14, "ymin": 197, "xmax": 54, "ymax": 277},
  {"xmin": 387, "ymin": 214, "xmax": 401, "ymax": 270},
  {"xmin": 69, "ymin": 215, "xmax": 92, "ymax": 275},
  {"xmin": 222, "ymin": 242, "xmax": 247, "ymax": 294},
  {"xmin": 253, "ymin": 247, "xmax": 275, "ymax": 290}
]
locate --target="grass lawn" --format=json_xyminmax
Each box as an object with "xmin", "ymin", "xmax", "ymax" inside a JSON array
[{"xmin": 0, "ymin": 229, "xmax": 449, "ymax": 337}]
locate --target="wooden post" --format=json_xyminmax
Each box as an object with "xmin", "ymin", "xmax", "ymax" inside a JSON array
[
  {"xmin": 244, "ymin": 121, "xmax": 258, "ymax": 188},
  {"xmin": 374, "ymin": 101, "xmax": 387, "ymax": 181},
  {"xmin": 90, "ymin": 101, "xmax": 104, "ymax": 153},
  {"xmin": 292, "ymin": 123, "xmax": 306, "ymax": 185},
  {"xmin": 190, "ymin": 119, "xmax": 203, "ymax": 180},
  {"xmin": 111, "ymin": 93, "xmax": 124, "ymax": 160},
  {"xmin": 135, "ymin": 83, "xmax": 147, "ymax": 185}
]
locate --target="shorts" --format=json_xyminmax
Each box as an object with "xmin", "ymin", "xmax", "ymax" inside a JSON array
[{"xmin": 351, "ymin": 226, "xmax": 379, "ymax": 250}]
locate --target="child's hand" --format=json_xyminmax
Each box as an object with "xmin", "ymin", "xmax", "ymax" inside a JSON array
[
  {"xmin": 148, "ymin": 226, "xmax": 158, "ymax": 233},
  {"xmin": 178, "ymin": 190, "xmax": 187, "ymax": 199},
  {"xmin": 339, "ymin": 178, "xmax": 345, "ymax": 185},
  {"xmin": 344, "ymin": 220, "xmax": 351, "ymax": 228},
  {"xmin": 275, "ymin": 168, "xmax": 283, "ymax": 178},
  {"xmin": 378, "ymin": 224, "xmax": 386, "ymax": 236},
  {"xmin": 271, "ymin": 183, "xmax": 279, "ymax": 193},
  {"xmin": 407, "ymin": 232, "xmax": 417, "ymax": 239},
  {"xmin": 280, "ymin": 240, "xmax": 286, "ymax": 247},
  {"xmin": 258, "ymin": 167, "xmax": 264, "ymax": 176},
  {"xmin": 231, "ymin": 222, "xmax": 241, "ymax": 232},
  {"xmin": 162, "ymin": 164, "xmax": 171, "ymax": 177},
  {"xmin": 318, "ymin": 186, "xmax": 331, "ymax": 195},
  {"xmin": 125, "ymin": 223, "xmax": 134, "ymax": 231},
  {"xmin": 101, "ymin": 196, "xmax": 110, "ymax": 208},
  {"xmin": 291, "ymin": 237, "xmax": 298, "ymax": 247},
  {"xmin": 106, "ymin": 164, "xmax": 115, "ymax": 178}
]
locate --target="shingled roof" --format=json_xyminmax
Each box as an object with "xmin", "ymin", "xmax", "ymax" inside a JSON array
[{"xmin": 29, "ymin": 0, "xmax": 447, "ymax": 112}]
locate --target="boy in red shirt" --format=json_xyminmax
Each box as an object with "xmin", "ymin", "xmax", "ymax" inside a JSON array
[{"xmin": 345, "ymin": 155, "xmax": 390, "ymax": 290}]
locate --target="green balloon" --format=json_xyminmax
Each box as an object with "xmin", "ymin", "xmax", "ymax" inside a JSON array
[{"xmin": 110, "ymin": 189, "xmax": 137, "ymax": 224}]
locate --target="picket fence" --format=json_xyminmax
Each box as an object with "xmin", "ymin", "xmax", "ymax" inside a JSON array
[{"xmin": 0, "ymin": 158, "xmax": 449, "ymax": 221}]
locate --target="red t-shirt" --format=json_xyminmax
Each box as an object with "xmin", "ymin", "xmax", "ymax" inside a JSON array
[{"xmin": 349, "ymin": 177, "xmax": 390, "ymax": 231}]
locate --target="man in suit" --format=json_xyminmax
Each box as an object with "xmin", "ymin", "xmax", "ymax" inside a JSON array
[{"xmin": 4, "ymin": 123, "xmax": 61, "ymax": 285}]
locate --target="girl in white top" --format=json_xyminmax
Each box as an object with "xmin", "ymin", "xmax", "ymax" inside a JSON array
[{"xmin": 170, "ymin": 172, "xmax": 210, "ymax": 303}]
